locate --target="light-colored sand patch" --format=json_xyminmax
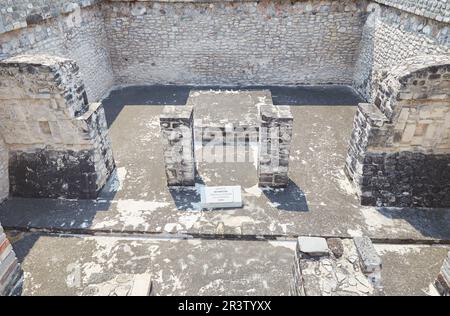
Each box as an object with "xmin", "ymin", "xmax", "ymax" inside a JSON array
[
  {"xmin": 374, "ymin": 244, "xmax": 435, "ymax": 256},
  {"xmin": 94, "ymin": 200, "xmax": 171, "ymax": 230},
  {"xmin": 334, "ymin": 169, "xmax": 357, "ymax": 196}
]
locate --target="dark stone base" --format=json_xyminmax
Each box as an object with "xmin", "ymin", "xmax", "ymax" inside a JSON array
[
  {"xmin": 9, "ymin": 149, "xmax": 107, "ymax": 199},
  {"xmin": 359, "ymin": 152, "xmax": 450, "ymax": 208}
]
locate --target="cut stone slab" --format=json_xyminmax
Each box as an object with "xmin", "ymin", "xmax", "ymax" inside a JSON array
[
  {"xmin": 353, "ymin": 237, "xmax": 382, "ymax": 274},
  {"xmin": 200, "ymin": 186, "xmax": 243, "ymax": 209},
  {"xmin": 297, "ymin": 237, "xmax": 329, "ymax": 257}
]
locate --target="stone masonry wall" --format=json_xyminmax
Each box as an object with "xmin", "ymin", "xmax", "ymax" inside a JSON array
[
  {"xmin": 0, "ymin": 55, "xmax": 115, "ymax": 199},
  {"xmin": 346, "ymin": 56, "xmax": 450, "ymax": 208},
  {"xmin": 0, "ymin": 2, "xmax": 113, "ymax": 102},
  {"xmin": 103, "ymin": 0, "xmax": 368, "ymax": 86},
  {"xmin": 354, "ymin": 3, "xmax": 450, "ymax": 101}
]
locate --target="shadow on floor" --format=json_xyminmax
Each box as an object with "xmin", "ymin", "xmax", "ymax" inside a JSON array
[
  {"xmin": 374, "ymin": 207, "xmax": 450, "ymax": 241},
  {"xmin": 168, "ymin": 187, "xmax": 201, "ymax": 211},
  {"xmin": 102, "ymin": 85, "xmax": 364, "ymax": 127},
  {"xmin": 262, "ymin": 179, "xmax": 310, "ymax": 212},
  {"xmin": 0, "ymin": 171, "xmax": 123, "ymax": 272}
]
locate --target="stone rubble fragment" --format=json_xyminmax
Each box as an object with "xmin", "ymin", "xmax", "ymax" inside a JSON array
[{"xmin": 291, "ymin": 236, "xmax": 384, "ymax": 296}]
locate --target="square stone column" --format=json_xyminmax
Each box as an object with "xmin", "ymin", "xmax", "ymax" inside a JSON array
[
  {"xmin": 160, "ymin": 106, "xmax": 195, "ymax": 186},
  {"xmin": 258, "ymin": 105, "xmax": 293, "ymax": 188}
]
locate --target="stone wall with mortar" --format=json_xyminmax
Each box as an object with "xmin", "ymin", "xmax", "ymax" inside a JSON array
[
  {"xmin": 346, "ymin": 55, "xmax": 450, "ymax": 208},
  {"xmin": 354, "ymin": 3, "xmax": 450, "ymax": 101},
  {"xmin": 0, "ymin": 55, "xmax": 115, "ymax": 199},
  {"xmin": 0, "ymin": 1, "xmax": 113, "ymax": 102},
  {"xmin": 103, "ymin": 0, "xmax": 368, "ymax": 86}
]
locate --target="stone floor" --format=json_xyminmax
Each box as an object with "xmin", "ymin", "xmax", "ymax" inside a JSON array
[
  {"xmin": 7, "ymin": 231, "xmax": 449, "ymax": 296},
  {"xmin": 1, "ymin": 85, "xmax": 449, "ymax": 296},
  {"xmin": 10, "ymin": 232, "xmax": 296, "ymax": 296}
]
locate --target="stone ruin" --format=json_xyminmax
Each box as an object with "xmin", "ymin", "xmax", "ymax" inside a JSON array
[
  {"xmin": 0, "ymin": 0, "xmax": 448, "ymax": 296},
  {"xmin": 159, "ymin": 90, "xmax": 294, "ymax": 188},
  {"xmin": 0, "ymin": 223, "xmax": 21, "ymax": 296},
  {"xmin": 0, "ymin": 0, "xmax": 447, "ymax": 208}
]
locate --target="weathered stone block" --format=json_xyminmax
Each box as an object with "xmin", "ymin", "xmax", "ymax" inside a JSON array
[{"xmin": 353, "ymin": 237, "xmax": 382, "ymax": 274}]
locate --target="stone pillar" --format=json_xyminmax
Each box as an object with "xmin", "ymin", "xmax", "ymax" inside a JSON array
[
  {"xmin": 0, "ymin": 55, "xmax": 115, "ymax": 199},
  {"xmin": 435, "ymin": 252, "xmax": 449, "ymax": 296},
  {"xmin": 258, "ymin": 105, "xmax": 293, "ymax": 188},
  {"xmin": 0, "ymin": 223, "xmax": 22, "ymax": 296},
  {"xmin": 160, "ymin": 106, "xmax": 195, "ymax": 186}
]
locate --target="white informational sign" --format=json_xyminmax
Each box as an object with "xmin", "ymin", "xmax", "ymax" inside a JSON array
[{"xmin": 200, "ymin": 186, "xmax": 243, "ymax": 209}]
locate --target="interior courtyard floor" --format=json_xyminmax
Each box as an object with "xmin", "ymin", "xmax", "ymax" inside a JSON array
[{"xmin": 1, "ymin": 85, "xmax": 449, "ymax": 295}]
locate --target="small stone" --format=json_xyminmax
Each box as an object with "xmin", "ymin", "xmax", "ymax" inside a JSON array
[
  {"xmin": 327, "ymin": 238, "xmax": 344, "ymax": 258},
  {"xmin": 353, "ymin": 237, "xmax": 382, "ymax": 274},
  {"xmin": 297, "ymin": 237, "xmax": 329, "ymax": 257}
]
